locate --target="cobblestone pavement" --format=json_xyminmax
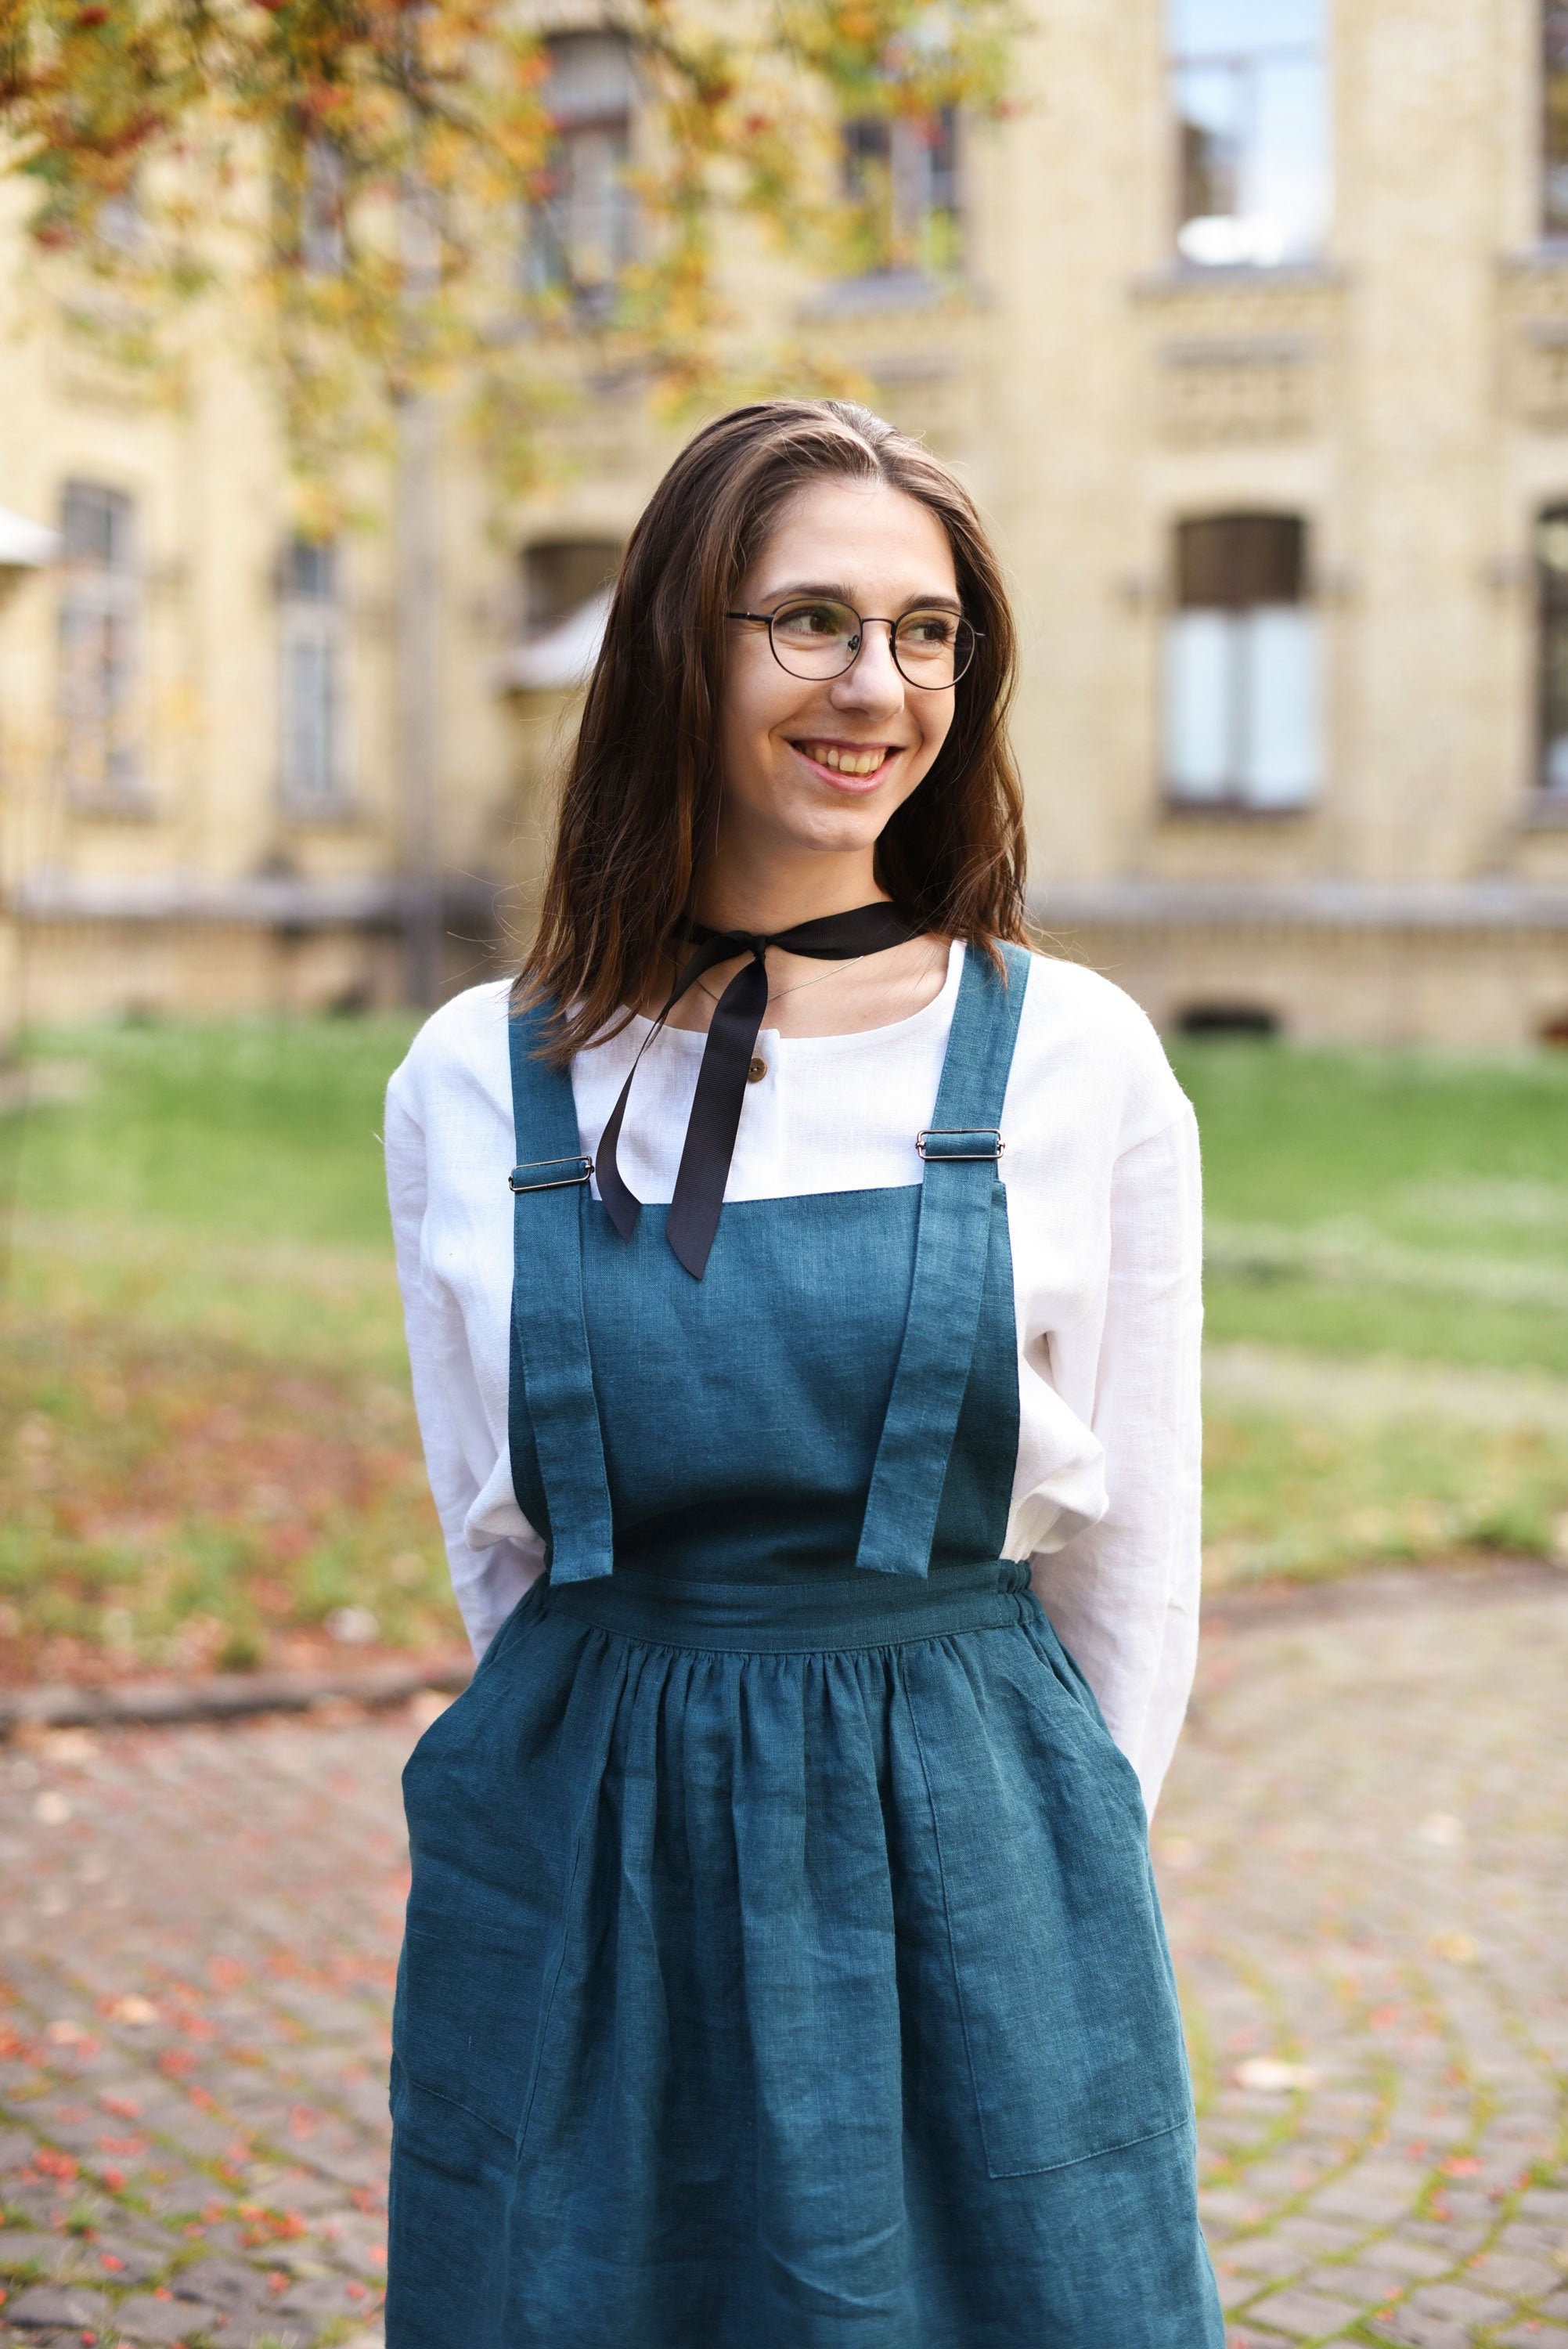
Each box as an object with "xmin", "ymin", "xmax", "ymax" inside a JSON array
[{"xmin": 0, "ymin": 1568, "xmax": 1563, "ymax": 2349}]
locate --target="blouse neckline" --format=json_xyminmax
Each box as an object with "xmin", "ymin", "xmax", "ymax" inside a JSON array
[{"xmin": 607, "ymin": 937, "xmax": 965, "ymax": 1065}]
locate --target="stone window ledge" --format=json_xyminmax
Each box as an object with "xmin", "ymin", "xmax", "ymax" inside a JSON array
[
  {"xmin": 1130, "ymin": 259, "xmax": 1346, "ymax": 305},
  {"xmin": 1498, "ymin": 243, "xmax": 1568, "ymax": 276},
  {"xmin": 1519, "ymin": 791, "xmax": 1568, "ymax": 827},
  {"xmin": 66, "ymin": 790, "xmax": 157, "ymax": 823},
  {"xmin": 1159, "ymin": 793, "xmax": 1316, "ymax": 821},
  {"xmin": 278, "ymin": 795, "xmax": 368, "ymax": 831},
  {"xmin": 797, "ymin": 270, "xmax": 984, "ymax": 323}
]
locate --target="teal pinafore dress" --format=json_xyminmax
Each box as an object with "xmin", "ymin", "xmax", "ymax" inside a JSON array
[{"xmin": 387, "ymin": 944, "xmax": 1223, "ymax": 2349}]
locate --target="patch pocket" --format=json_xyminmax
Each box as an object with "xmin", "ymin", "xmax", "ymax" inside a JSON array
[
  {"xmin": 899, "ymin": 1631, "xmax": 1192, "ymax": 2178},
  {"xmin": 394, "ymin": 1918, "xmax": 547, "ymax": 2151}
]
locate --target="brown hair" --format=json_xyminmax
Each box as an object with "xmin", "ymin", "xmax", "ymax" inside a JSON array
[{"xmin": 517, "ymin": 398, "xmax": 1027, "ymax": 1058}]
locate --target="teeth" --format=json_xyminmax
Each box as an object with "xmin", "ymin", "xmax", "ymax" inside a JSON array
[{"xmin": 803, "ymin": 743, "xmax": 886, "ymax": 778}]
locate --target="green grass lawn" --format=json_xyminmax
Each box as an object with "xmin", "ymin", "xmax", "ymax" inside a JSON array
[
  {"xmin": 0, "ymin": 1016, "xmax": 446, "ymax": 1679},
  {"xmin": 1177, "ymin": 1037, "xmax": 1568, "ymax": 1373},
  {"xmin": 1175, "ymin": 1036, "xmax": 1568, "ymax": 1579},
  {"xmin": 2, "ymin": 1017, "xmax": 1567, "ymax": 1681}
]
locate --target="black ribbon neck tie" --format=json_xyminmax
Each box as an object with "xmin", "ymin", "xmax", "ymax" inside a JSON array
[{"xmin": 597, "ymin": 900, "xmax": 926, "ymax": 1279}]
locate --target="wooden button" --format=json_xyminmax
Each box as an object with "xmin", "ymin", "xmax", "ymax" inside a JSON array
[{"xmin": 748, "ymin": 1055, "xmax": 767, "ymax": 1083}]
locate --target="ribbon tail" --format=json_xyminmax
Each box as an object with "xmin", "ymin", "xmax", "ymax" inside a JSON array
[
  {"xmin": 665, "ymin": 957, "xmax": 769, "ymax": 1279},
  {"xmin": 595, "ymin": 1069, "xmax": 642, "ymax": 1241}
]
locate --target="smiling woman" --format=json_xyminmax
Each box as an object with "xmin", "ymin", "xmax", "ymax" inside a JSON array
[
  {"xmin": 382, "ymin": 400, "xmax": 1220, "ymax": 2349},
  {"xmin": 522, "ymin": 400, "xmax": 1026, "ymax": 1066}
]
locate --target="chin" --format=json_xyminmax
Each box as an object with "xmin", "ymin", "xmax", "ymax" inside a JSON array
[{"xmin": 781, "ymin": 799, "xmax": 893, "ymax": 855}]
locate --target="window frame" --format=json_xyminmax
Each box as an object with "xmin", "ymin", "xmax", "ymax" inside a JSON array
[
  {"xmin": 1161, "ymin": 511, "xmax": 1324, "ymax": 813},
  {"xmin": 524, "ymin": 32, "xmax": 638, "ymax": 312},
  {"xmin": 1535, "ymin": 504, "xmax": 1568, "ymax": 794},
  {"xmin": 56, "ymin": 480, "xmax": 146, "ymax": 811},
  {"xmin": 1167, "ymin": 2, "xmax": 1332, "ymax": 270},
  {"xmin": 839, "ymin": 105, "xmax": 963, "ymax": 281},
  {"xmin": 277, "ymin": 533, "xmax": 352, "ymax": 814}
]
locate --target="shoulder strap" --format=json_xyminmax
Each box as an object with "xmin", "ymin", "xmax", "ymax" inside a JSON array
[
  {"xmin": 854, "ymin": 941, "xmax": 1031, "ymax": 1579},
  {"xmin": 506, "ymin": 1003, "xmax": 615, "ymax": 1583}
]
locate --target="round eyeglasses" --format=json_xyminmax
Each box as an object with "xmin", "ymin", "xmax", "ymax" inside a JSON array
[{"xmin": 726, "ymin": 597, "xmax": 979, "ymax": 688}]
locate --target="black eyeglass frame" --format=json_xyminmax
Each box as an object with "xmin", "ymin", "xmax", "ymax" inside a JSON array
[{"xmin": 726, "ymin": 601, "xmax": 980, "ymax": 689}]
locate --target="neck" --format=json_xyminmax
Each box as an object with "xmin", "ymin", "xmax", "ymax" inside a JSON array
[{"xmin": 693, "ymin": 843, "xmax": 887, "ymax": 939}]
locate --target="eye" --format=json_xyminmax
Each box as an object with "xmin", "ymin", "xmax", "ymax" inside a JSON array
[
  {"xmin": 773, "ymin": 600, "xmax": 854, "ymax": 641},
  {"xmin": 898, "ymin": 611, "xmax": 959, "ymax": 649}
]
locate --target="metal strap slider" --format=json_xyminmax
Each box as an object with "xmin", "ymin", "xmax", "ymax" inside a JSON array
[
  {"xmin": 916, "ymin": 1128, "xmax": 1004, "ymax": 1163},
  {"xmin": 509, "ymin": 1155, "xmax": 594, "ymax": 1193}
]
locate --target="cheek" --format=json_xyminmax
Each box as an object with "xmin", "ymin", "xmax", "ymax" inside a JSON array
[
  {"xmin": 914, "ymin": 696, "xmax": 957, "ymax": 773},
  {"xmin": 722, "ymin": 669, "xmax": 806, "ymax": 769}
]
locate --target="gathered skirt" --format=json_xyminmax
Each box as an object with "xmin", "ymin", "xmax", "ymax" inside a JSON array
[{"xmin": 386, "ymin": 1561, "xmax": 1223, "ymax": 2349}]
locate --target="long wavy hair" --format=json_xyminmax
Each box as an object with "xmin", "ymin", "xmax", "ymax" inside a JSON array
[{"xmin": 516, "ymin": 398, "xmax": 1027, "ymax": 1059}]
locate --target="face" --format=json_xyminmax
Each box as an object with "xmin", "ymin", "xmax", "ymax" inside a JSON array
[{"xmin": 716, "ymin": 478, "xmax": 961, "ymax": 871}]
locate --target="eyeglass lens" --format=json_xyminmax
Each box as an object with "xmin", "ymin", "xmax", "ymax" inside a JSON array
[{"xmin": 768, "ymin": 599, "xmax": 975, "ymax": 686}]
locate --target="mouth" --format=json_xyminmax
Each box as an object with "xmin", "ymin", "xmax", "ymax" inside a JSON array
[{"xmin": 789, "ymin": 738, "xmax": 902, "ymax": 788}]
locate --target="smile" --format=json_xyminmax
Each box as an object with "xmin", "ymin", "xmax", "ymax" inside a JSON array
[{"xmin": 791, "ymin": 740, "xmax": 899, "ymax": 781}]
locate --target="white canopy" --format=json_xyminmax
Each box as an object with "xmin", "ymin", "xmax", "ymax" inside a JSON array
[
  {"xmin": 496, "ymin": 586, "xmax": 611, "ymax": 693},
  {"xmin": 0, "ymin": 506, "xmax": 58, "ymax": 568}
]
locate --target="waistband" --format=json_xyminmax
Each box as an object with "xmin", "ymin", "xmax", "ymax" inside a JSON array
[{"xmin": 539, "ymin": 1556, "xmax": 1036, "ymax": 1654}]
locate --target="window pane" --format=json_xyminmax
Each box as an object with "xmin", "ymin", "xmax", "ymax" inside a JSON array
[
  {"xmin": 524, "ymin": 30, "xmax": 636, "ymax": 299},
  {"xmin": 283, "ymin": 634, "xmax": 334, "ymax": 797},
  {"xmin": 1164, "ymin": 612, "xmax": 1235, "ymax": 796},
  {"xmin": 1170, "ymin": 0, "xmax": 1328, "ymax": 265},
  {"xmin": 301, "ymin": 140, "xmax": 346, "ymax": 276},
  {"xmin": 1538, "ymin": 506, "xmax": 1568, "ymax": 786},
  {"xmin": 564, "ymin": 126, "xmax": 630, "ymax": 285},
  {"xmin": 284, "ymin": 535, "xmax": 337, "ymax": 601},
  {"xmin": 1175, "ymin": 62, "xmax": 1245, "ymax": 238},
  {"xmin": 1547, "ymin": 5, "xmax": 1568, "ymax": 236},
  {"xmin": 1252, "ymin": 56, "xmax": 1331, "ymax": 259},
  {"xmin": 1241, "ymin": 608, "xmax": 1321, "ymax": 804},
  {"xmin": 1177, "ymin": 514, "xmax": 1305, "ymax": 608},
  {"xmin": 62, "ymin": 481, "xmax": 135, "ymax": 571},
  {"xmin": 546, "ymin": 32, "xmax": 636, "ymax": 125},
  {"xmin": 523, "ymin": 539, "xmax": 622, "ymax": 633},
  {"xmin": 1172, "ymin": 0, "xmax": 1321, "ymax": 49},
  {"xmin": 59, "ymin": 595, "xmax": 137, "ymax": 793}
]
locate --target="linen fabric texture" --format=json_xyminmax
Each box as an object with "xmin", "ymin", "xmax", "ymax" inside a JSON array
[
  {"xmin": 384, "ymin": 944, "xmax": 1221, "ymax": 2349},
  {"xmin": 384, "ymin": 940, "xmax": 1203, "ymax": 1813}
]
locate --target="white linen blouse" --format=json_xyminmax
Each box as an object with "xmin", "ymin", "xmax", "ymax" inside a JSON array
[{"xmin": 384, "ymin": 941, "xmax": 1204, "ymax": 1815}]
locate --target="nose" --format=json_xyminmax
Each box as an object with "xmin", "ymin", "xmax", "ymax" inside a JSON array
[{"xmin": 828, "ymin": 620, "xmax": 904, "ymax": 719}]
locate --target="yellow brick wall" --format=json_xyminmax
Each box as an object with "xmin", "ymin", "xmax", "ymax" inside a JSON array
[{"xmin": 6, "ymin": 0, "xmax": 1568, "ymax": 1045}]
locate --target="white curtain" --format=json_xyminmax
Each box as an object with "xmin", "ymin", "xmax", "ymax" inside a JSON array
[{"xmin": 1162, "ymin": 605, "xmax": 1321, "ymax": 806}]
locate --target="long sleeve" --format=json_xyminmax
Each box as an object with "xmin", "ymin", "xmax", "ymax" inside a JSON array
[
  {"xmin": 385, "ymin": 1070, "xmax": 546, "ymax": 1658},
  {"xmin": 1028, "ymin": 1102, "xmax": 1204, "ymax": 1818}
]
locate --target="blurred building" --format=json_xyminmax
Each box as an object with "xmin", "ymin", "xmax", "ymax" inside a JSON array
[{"xmin": 5, "ymin": 1, "xmax": 1568, "ymax": 1043}]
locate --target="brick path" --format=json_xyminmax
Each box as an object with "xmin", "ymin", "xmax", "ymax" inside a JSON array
[{"xmin": 1, "ymin": 1568, "xmax": 1564, "ymax": 2349}]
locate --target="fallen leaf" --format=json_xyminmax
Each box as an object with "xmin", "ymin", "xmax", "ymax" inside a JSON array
[{"xmin": 1235, "ymin": 2056, "xmax": 1317, "ymax": 2094}]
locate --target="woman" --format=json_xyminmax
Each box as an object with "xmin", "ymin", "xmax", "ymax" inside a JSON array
[{"xmin": 384, "ymin": 399, "xmax": 1220, "ymax": 2349}]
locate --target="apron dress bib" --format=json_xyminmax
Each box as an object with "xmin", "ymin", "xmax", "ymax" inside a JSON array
[{"xmin": 387, "ymin": 944, "xmax": 1224, "ymax": 2349}]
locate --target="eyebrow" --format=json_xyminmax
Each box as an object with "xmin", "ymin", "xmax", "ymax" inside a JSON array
[{"xmin": 757, "ymin": 579, "xmax": 964, "ymax": 615}]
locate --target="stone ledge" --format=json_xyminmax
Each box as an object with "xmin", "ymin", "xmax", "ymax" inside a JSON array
[
  {"xmin": 0, "ymin": 1655, "xmax": 473, "ymax": 1741},
  {"xmin": 1033, "ymin": 877, "xmax": 1568, "ymax": 929}
]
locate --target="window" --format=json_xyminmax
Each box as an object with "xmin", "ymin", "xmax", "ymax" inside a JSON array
[
  {"xmin": 522, "ymin": 539, "xmax": 622, "ymax": 634},
  {"xmin": 274, "ymin": 137, "xmax": 347, "ymax": 274},
  {"xmin": 279, "ymin": 534, "xmax": 348, "ymax": 806},
  {"xmin": 1537, "ymin": 507, "xmax": 1568, "ymax": 790},
  {"xmin": 842, "ymin": 108, "xmax": 961, "ymax": 276},
  {"xmin": 301, "ymin": 139, "xmax": 346, "ymax": 275},
  {"xmin": 1547, "ymin": 7, "xmax": 1568, "ymax": 236},
  {"xmin": 58, "ymin": 482, "xmax": 143, "ymax": 804},
  {"xmin": 1162, "ymin": 514, "xmax": 1321, "ymax": 807},
  {"xmin": 525, "ymin": 34, "xmax": 636, "ymax": 310},
  {"xmin": 1170, "ymin": 0, "xmax": 1329, "ymax": 267}
]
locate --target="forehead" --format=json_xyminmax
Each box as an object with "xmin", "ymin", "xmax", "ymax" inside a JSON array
[{"xmin": 746, "ymin": 478, "xmax": 957, "ymax": 599}]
